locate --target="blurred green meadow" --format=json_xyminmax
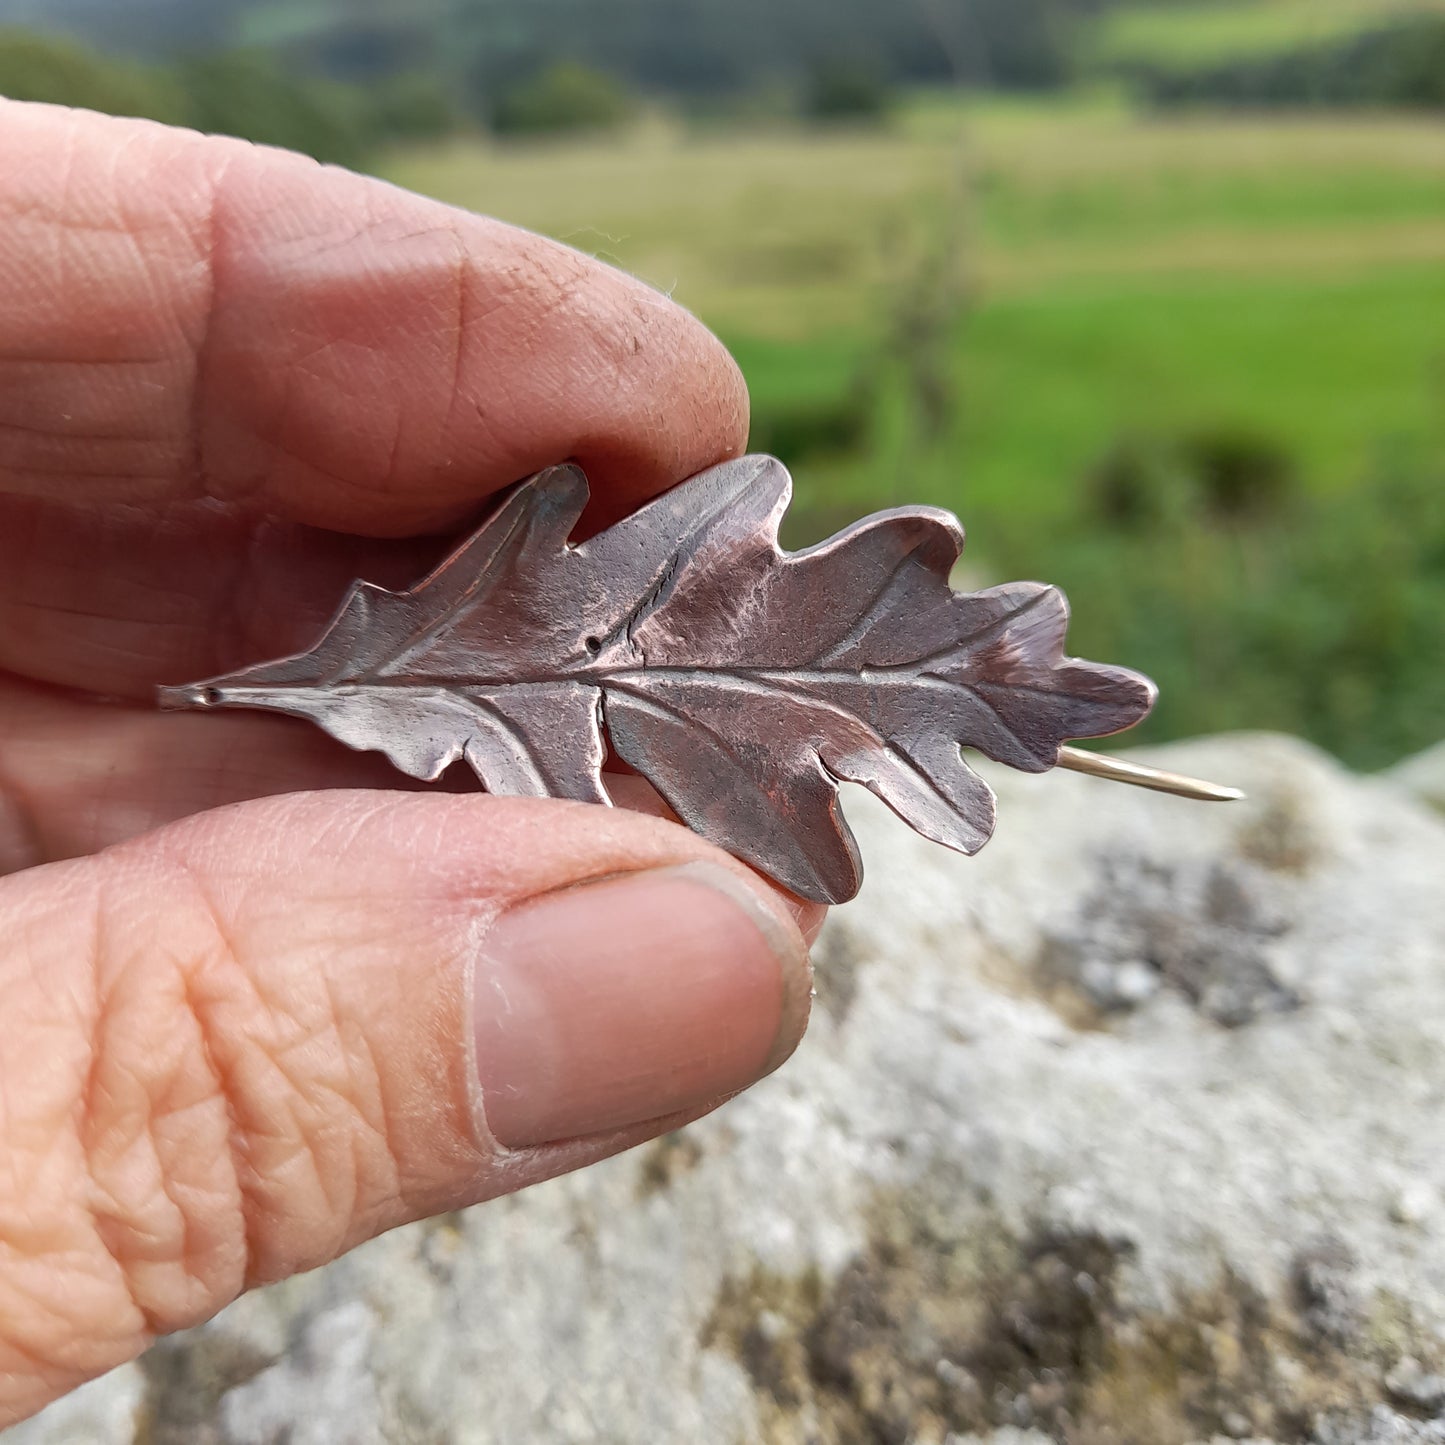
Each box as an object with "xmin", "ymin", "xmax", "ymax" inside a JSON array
[
  {"xmin": 3, "ymin": 0, "xmax": 1443, "ymax": 768},
  {"xmin": 384, "ymin": 97, "xmax": 1445, "ymax": 767},
  {"xmin": 1093, "ymin": 0, "xmax": 1445, "ymax": 67}
]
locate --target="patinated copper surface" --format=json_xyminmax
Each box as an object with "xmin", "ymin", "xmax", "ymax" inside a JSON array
[{"xmin": 159, "ymin": 454, "xmax": 1163, "ymax": 903}]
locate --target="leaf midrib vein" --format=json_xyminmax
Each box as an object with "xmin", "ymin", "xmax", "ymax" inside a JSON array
[{"xmin": 213, "ymin": 660, "xmax": 1039, "ymax": 690}]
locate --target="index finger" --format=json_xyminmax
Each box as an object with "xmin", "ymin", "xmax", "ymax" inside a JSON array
[{"xmin": 0, "ymin": 101, "xmax": 749, "ymax": 537}]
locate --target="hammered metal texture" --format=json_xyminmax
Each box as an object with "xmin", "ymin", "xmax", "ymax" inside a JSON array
[{"xmin": 158, "ymin": 455, "xmax": 1156, "ymax": 902}]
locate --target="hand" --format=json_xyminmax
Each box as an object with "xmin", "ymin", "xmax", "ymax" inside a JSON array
[{"xmin": 0, "ymin": 101, "xmax": 818, "ymax": 1426}]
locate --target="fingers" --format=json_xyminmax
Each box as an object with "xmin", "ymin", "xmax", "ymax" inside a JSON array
[
  {"xmin": 0, "ymin": 679, "xmax": 831, "ymax": 943},
  {"xmin": 0, "ymin": 100, "xmax": 750, "ymax": 693},
  {"xmin": 0, "ymin": 790, "xmax": 812, "ymax": 1425},
  {"xmin": 0, "ymin": 496, "xmax": 456, "ymax": 699},
  {"xmin": 0, "ymin": 101, "xmax": 748, "ymax": 531},
  {"xmin": 0, "ymin": 675, "xmax": 451, "ymax": 871}
]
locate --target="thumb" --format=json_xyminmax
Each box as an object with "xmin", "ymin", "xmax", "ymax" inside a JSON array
[{"xmin": 0, "ymin": 790, "xmax": 812, "ymax": 1425}]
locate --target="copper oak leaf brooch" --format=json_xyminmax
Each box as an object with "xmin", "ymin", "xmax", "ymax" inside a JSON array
[{"xmin": 158, "ymin": 455, "xmax": 1242, "ymax": 905}]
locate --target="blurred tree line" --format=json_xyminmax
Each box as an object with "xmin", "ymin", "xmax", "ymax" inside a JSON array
[
  {"xmin": 3, "ymin": 0, "xmax": 1441, "ymax": 168},
  {"xmin": 1117, "ymin": 16, "xmax": 1445, "ymax": 111},
  {"xmin": 0, "ymin": 28, "xmax": 463, "ymax": 166},
  {"xmin": 3, "ymin": 0, "xmax": 1107, "ymax": 93},
  {"xmin": 0, "ymin": 0, "xmax": 1115, "ymax": 164}
]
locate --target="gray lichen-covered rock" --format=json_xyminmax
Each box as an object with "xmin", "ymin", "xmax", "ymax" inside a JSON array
[
  {"xmin": 12, "ymin": 733, "xmax": 1445, "ymax": 1445},
  {"xmin": 1392, "ymin": 741, "xmax": 1445, "ymax": 816}
]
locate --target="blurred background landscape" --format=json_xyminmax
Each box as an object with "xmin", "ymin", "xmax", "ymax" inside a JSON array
[{"xmin": 2, "ymin": 0, "xmax": 1441, "ymax": 768}]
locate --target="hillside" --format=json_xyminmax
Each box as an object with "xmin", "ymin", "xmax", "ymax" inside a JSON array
[
  {"xmin": 7, "ymin": 0, "xmax": 1442, "ymax": 109},
  {"xmin": 1094, "ymin": 0, "xmax": 1445, "ymax": 67},
  {"xmin": 0, "ymin": 0, "xmax": 1097, "ymax": 90},
  {"xmin": 0, "ymin": 0, "xmax": 231, "ymax": 52}
]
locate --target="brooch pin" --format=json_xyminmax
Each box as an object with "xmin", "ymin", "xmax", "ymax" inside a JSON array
[{"xmin": 158, "ymin": 455, "xmax": 1241, "ymax": 904}]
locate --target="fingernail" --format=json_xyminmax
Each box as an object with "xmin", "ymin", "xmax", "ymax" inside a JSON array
[{"xmin": 471, "ymin": 862, "xmax": 812, "ymax": 1150}]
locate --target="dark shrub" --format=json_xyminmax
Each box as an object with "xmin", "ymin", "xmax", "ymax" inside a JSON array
[
  {"xmin": 177, "ymin": 50, "xmax": 369, "ymax": 168},
  {"xmin": 367, "ymin": 73, "xmax": 468, "ymax": 145},
  {"xmin": 0, "ymin": 27, "xmax": 185, "ymax": 124},
  {"xmin": 1087, "ymin": 429, "xmax": 1297, "ymax": 530},
  {"xmin": 1125, "ymin": 16, "xmax": 1445, "ymax": 112},
  {"xmin": 1182, "ymin": 428, "xmax": 1298, "ymax": 522},
  {"xmin": 1088, "ymin": 436, "xmax": 1176, "ymax": 531},
  {"xmin": 804, "ymin": 60, "xmax": 893, "ymax": 123},
  {"xmin": 749, "ymin": 390, "xmax": 872, "ymax": 464},
  {"xmin": 491, "ymin": 62, "xmax": 637, "ymax": 137}
]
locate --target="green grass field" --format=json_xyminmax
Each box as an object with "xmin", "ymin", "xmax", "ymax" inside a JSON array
[
  {"xmin": 386, "ymin": 104, "xmax": 1445, "ymax": 513},
  {"xmin": 1092, "ymin": 0, "xmax": 1445, "ymax": 67},
  {"xmin": 380, "ymin": 97, "xmax": 1445, "ymax": 766}
]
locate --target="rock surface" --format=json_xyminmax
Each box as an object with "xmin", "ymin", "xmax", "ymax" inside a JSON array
[
  {"xmin": 1392, "ymin": 741, "xmax": 1445, "ymax": 816},
  {"xmin": 12, "ymin": 733, "xmax": 1445, "ymax": 1445}
]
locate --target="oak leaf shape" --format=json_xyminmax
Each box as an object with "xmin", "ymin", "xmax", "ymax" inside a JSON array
[{"xmin": 158, "ymin": 455, "xmax": 1155, "ymax": 903}]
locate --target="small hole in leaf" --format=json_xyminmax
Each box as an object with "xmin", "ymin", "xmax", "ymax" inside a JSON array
[
  {"xmin": 202, "ymin": 687, "xmax": 222, "ymax": 706},
  {"xmin": 584, "ymin": 635, "xmax": 602, "ymax": 656}
]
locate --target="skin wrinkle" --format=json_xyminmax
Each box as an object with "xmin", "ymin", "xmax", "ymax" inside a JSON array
[
  {"xmin": 183, "ymin": 897, "xmax": 372, "ymax": 1284},
  {"xmin": 317, "ymin": 969, "xmax": 396, "ymax": 1227},
  {"xmin": 75, "ymin": 879, "xmax": 117, "ymax": 1262},
  {"xmin": 381, "ymin": 388, "xmax": 407, "ymax": 493},
  {"xmin": 272, "ymin": 347, "xmax": 433, "ymax": 512},
  {"xmin": 214, "ymin": 515, "xmax": 351, "ymax": 686},
  {"xmin": 0, "ymin": 401, "xmax": 183, "ymax": 500},
  {"xmin": 124, "ymin": 1086, "xmax": 236, "ymax": 1257},
  {"xmin": 0, "ymin": 419, "xmax": 157, "ymax": 444},
  {"xmin": 83, "ymin": 1107, "xmax": 175, "ymax": 1342},
  {"xmin": 12, "ymin": 872, "xmax": 153, "ymax": 1369},
  {"xmin": 352, "ymin": 1038, "xmax": 411, "ymax": 1233},
  {"xmin": 102, "ymin": 208, "xmax": 180, "ymax": 378},
  {"xmin": 1, "ymin": 463, "xmax": 168, "ymax": 488},
  {"xmin": 0, "ymin": 1294, "xmax": 96, "ymax": 1412},
  {"xmin": 85, "ymin": 130, "xmax": 225, "ymax": 510},
  {"xmin": 278, "ymin": 209, "xmax": 388, "ymax": 268},
  {"xmin": 182, "ymin": 147, "xmax": 230, "ymax": 513},
  {"xmin": 441, "ymin": 257, "xmax": 549, "ymax": 483},
  {"xmin": 215, "ymin": 519, "xmax": 285, "ymax": 699},
  {"xmin": 443, "ymin": 228, "xmax": 468, "ymax": 465},
  {"xmin": 88, "ymin": 868, "xmax": 237, "ymax": 1336},
  {"xmin": 243, "ymin": 990, "xmax": 371, "ymax": 1263},
  {"xmin": 0, "ymin": 180, "xmax": 194, "ymax": 490},
  {"xmin": 6, "ymin": 596, "xmax": 145, "ymax": 626},
  {"xmin": 0, "ymin": 779, "xmax": 43, "ymax": 875},
  {"xmin": 0, "ymin": 1311, "xmax": 63, "ymax": 1377},
  {"xmin": 202, "ymin": 172, "xmax": 402, "ymax": 518},
  {"xmin": 156, "ymin": 858, "xmax": 259, "ymax": 1307},
  {"xmin": 0, "ymin": 352, "xmax": 172, "ymax": 369},
  {"xmin": 0, "ymin": 205, "xmax": 154, "ymax": 243},
  {"xmin": 96, "ymin": 554, "xmax": 232, "ymax": 620},
  {"xmin": 153, "ymin": 806, "xmax": 438, "ymax": 1278}
]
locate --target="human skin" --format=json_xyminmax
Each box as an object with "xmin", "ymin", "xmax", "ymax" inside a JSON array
[{"xmin": 0, "ymin": 100, "xmax": 822, "ymax": 1426}]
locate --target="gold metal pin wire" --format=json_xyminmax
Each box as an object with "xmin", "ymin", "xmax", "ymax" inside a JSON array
[{"xmin": 1057, "ymin": 745, "xmax": 1246, "ymax": 803}]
